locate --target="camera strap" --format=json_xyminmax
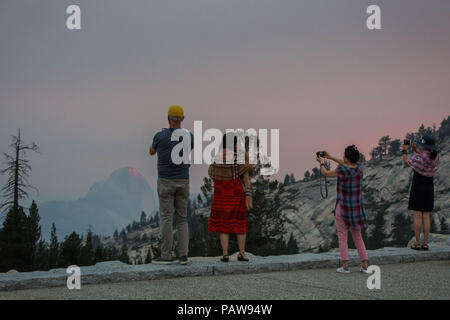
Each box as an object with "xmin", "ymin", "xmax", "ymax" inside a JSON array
[{"xmin": 319, "ymin": 160, "xmax": 329, "ymax": 199}]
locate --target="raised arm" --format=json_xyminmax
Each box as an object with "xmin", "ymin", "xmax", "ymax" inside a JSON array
[
  {"xmin": 316, "ymin": 156, "xmax": 338, "ymax": 178},
  {"xmin": 323, "ymin": 151, "xmax": 345, "ymax": 166}
]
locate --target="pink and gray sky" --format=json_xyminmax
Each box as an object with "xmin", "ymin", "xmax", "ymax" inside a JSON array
[{"xmin": 1, "ymin": 0, "xmax": 449, "ymax": 203}]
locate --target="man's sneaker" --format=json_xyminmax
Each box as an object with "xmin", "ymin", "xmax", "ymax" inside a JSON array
[
  {"xmin": 336, "ymin": 267, "xmax": 350, "ymax": 274},
  {"xmin": 179, "ymin": 256, "xmax": 189, "ymax": 265},
  {"xmin": 360, "ymin": 267, "xmax": 369, "ymax": 274},
  {"xmin": 153, "ymin": 257, "xmax": 176, "ymax": 265}
]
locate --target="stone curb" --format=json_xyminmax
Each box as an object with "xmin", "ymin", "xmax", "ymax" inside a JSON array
[{"xmin": 1, "ymin": 246, "xmax": 449, "ymax": 291}]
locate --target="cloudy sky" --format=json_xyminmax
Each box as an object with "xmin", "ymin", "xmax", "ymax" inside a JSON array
[{"xmin": 1, "ymin": 0, "xmax": 449, "ymax": 204}]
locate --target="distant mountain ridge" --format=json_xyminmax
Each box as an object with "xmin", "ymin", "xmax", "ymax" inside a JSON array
[{"xmin": 39, "ymin": 167, "xmax": 157, "ymax": 239}]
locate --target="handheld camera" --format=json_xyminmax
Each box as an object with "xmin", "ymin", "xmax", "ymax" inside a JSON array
[{"xmin": 316, "ymin": 151, "xmax": 326, "ymax": 158}]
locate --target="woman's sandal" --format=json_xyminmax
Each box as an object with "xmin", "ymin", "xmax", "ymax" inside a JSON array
[
  {"xmin": 237, "ymin": 253, "xmax": 249, "ymax": 262},
  {"xmin": 410, "ymin": 243, "xmax": 421, "ymax": 251},
  {"xmin": 220, "ymin": 255, "xmax": 229, "ymax": 263},
  {"xmin": 421, "ymin": 244, "xmax": 429, "ymax": 251}
]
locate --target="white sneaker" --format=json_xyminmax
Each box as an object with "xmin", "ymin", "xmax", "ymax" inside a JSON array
[
  {"xmin": 360, "ymin": 267, "xmax": 369, "ymax": 274},
  {"xmin": 336, "ymin": 267, "xmax": 350, "ymax": 274}
]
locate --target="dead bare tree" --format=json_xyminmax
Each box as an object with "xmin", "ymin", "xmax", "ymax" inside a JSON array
[{"xmin": 1, "ymin": 129, "xmax": 39, "ymax": 213}]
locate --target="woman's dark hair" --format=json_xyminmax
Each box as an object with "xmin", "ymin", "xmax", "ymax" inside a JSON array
[
  {"xmin": 425, "ymin": 148, "xmax": 438, "ymax": 160},
  {"xmin": 222, "ymin": 133, "xmax": 237, "ymax": 151},
  {"xmin": 430, "ymin": 150, "xmax": 438, "ymax": 160},
  {"xmin": 345, "ymin": 145, "xmax": 360, "ymax": 164}
]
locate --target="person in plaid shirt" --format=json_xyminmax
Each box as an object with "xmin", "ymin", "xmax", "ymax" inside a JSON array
[
  {"xmin": 402, "ymin": 134, "xmax": 439, "ymax": 251},
  {"xmin": 317, "ymin": 145, "xmax": 368, "ymax": 274}
]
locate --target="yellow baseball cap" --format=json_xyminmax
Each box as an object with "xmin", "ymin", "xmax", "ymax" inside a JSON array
[{"xmin": 168, "ymin": 105, "xmax": 184, "ymax": 118}]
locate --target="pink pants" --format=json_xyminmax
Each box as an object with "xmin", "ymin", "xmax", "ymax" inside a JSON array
[{"xmin": 335, "ymin": 205, "xmax": 368, "ymax": 262}]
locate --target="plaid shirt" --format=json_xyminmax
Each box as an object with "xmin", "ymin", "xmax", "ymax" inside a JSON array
[
  {"xmin": 408, "ymin": 151, "xmax": 439, "ymax": 177},
  {"xmin": 335, "ymin": 165, "xmax": 367, "ymax": 230}
]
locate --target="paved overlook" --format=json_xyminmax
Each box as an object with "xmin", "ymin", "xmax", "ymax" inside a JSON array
[
  {"xmin": 1, "ymin": 261, "xmax": 449, "ymax": 300},
  {"xmin": 0, "ymin": 244, "xmax": 449, "ymax": 299}
]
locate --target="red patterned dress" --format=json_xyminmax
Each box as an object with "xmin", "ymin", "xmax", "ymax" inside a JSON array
[{"xmin": 208, "ymin": 177, "xmax": 249, "ymax": 234}]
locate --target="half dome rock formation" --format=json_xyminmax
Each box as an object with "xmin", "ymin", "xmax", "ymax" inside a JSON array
[{"xmin": 39, "ymin": 167, "xmax": 157, "ymax": 239}]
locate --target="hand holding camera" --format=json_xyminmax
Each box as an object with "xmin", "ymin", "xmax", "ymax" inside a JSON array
[
  {"xmin": 316, "ymin": 151, "xmax": 326, "ymax": 164},
  {"xmin": 315, "ymin": 151, "xmax": 329, "ymax": 199}
]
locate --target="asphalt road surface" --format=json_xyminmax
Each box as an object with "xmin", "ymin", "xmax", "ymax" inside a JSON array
[{"xmin": 0, "ymin": 260, "xmax": 449, "ymax": 300}]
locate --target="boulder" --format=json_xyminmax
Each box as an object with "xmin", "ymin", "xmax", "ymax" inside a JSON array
[{"xmin": 407, "ymin": 233, "xmax": 449, "ymax": 247}]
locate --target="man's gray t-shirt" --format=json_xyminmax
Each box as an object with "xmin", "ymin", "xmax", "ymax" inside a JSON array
[{"xmin": 152, "ymin": 128, "xmax": 194, "ymax": 179}]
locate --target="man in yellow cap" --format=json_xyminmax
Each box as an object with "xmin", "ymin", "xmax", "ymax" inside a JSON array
[{"xmin": 149, "ymin": 105, "xmax": 193, "ymax": 265}]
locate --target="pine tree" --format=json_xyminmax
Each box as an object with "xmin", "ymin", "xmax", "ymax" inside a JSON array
[
  {"xmin": 438, "ymin": 116, "xmax": 450, "ymax": 139},
  {"xmin": 109, "ymin": 246, "xmax": 118, "ymax": 261},
  {"xmin": 0, "ymin": 129, "xmax": 39, "ymax": 213},
  {"xmin": 375, "ymin": 146, "xmax": 383, "ymax": 160},
  {"xmin": 0, "ymin": 129, "xmax": 40, "ymax": 272},
  {"xmin": 285, "ymin": 233, "xmax": 299, "ymax": 254},
  {"xmin": 418, "ymin": 124, "xmax": 426, "ymax": 137},
  {"xmin": 79, "ymin": 227, "xmax": 94, "ymax": 266},
  {"xmin": 440, "ymin": 217, "xmax": 449, "ymax": 235},
  {"xmin": 25, "ymin": 200, "xmax": 41, "ymax": 270},
  {"xmin": 330, "ymin": 231, "xmax": 339, "ymax": 249},
  {"xmin": 289, "ymin": 173, "xmax": 296, "ymax": 184},
  {"xmin": 145, "ymin": 247, "xmax": 152, "ymax": 264},
  {"xmin": 246, "ymin": 179, "xmax": 286, "ymax": 256},
  {"xmin": 0, "ymin": 206, "xmax": 28, "ymax": 272},
  {"xmin": 113, "ymin": 229, "xmax": 119, "ymax": 239},
  {"xmin": 118, "ymin": 243, "xmax": 130, "ymax": 264},
  {"xmin": 154, "ymin": 211, "xmax": 160, "ymax": 227},
  {"xmin": 370, "ymin": 147, "xmax": 379, "ymax": 160},
  {"xmin": 367, "ymin": 211, "xmax": 388, "ymax": 249},
  {"xmin": 303, "ymin": 170, "xmax": 310, "ymax": 181},
  {"xmin": 60, "ymin": 232, "xmax": 82, "ymax": 267},
  {"xmin": 378, "ymin": 135, "xmax": 391, "ymax": 155},
  {"xmin": 94, "ymin": 245, "xmax": 104, "ymax": 263},
  {"xmin": 388, "ymin": 139, "xmax": 401, "ymax": 156},
  {"xmin": 119, "ymin": 229, "xmax": 126, "ymax": 240},
  {"xmin": 390, "ymin": 213, "xmax": 413, "ymax": 247},
  {"xmin": 140, "ymin": 211, "xmax": 147, "ymax": 226},
  {"xmin": 311, "ymin": 167, "xmax": 320, "ymax": 179},
  {"xmin": 359, "ymin": 153, "xmax": 366, "ymax": 163},
  {"xmin": 283, "ymin": 174, "xmax": 290, "ymax": 186},
  {"xmin": 35, "ymin": 239, "xmax": 49, "ymax": 271},
  {"xmin": 430, "ymin": 216, "xmax": 438, "ymax": 233},
  {"xmin": 199, "ymin": 177, "xmax": 213, "ymax": 206},
  {"xmin": 48, "ymin": 223, "xmax": 59, "ymax": 268}
]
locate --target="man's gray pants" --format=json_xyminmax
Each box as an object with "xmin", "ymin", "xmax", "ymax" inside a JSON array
[{"xmin": 157, "ymin": 178, "xmax": 190, "ymax": 259}]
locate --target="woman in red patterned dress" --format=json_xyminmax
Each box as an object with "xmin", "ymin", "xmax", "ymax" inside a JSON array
[{"xmin": 208, "ymin": 133, "xmax": 254, "ymax": 262}]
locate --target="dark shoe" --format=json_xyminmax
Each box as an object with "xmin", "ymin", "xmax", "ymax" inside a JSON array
[
  {"xmin": 237, "ymin": 253, "xmax": 249, "ymax": 262},
  {"xmin": 410, "ymin": 243, "xmax": 421, "ymax": 251},
  {"xmin": 179, "ymin": 256, "xmax": 189, "ymax": 265},
  {"xmin": 421, "ymin": 244, "xmax": 429, "ymax": 251},
  {"xmin": 153, "ymin": 257, "xmax": 176, "ymax": 265},
  {"xmin": 220, "ymin": 255, "xmax": 229, "ymax": 263}
]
